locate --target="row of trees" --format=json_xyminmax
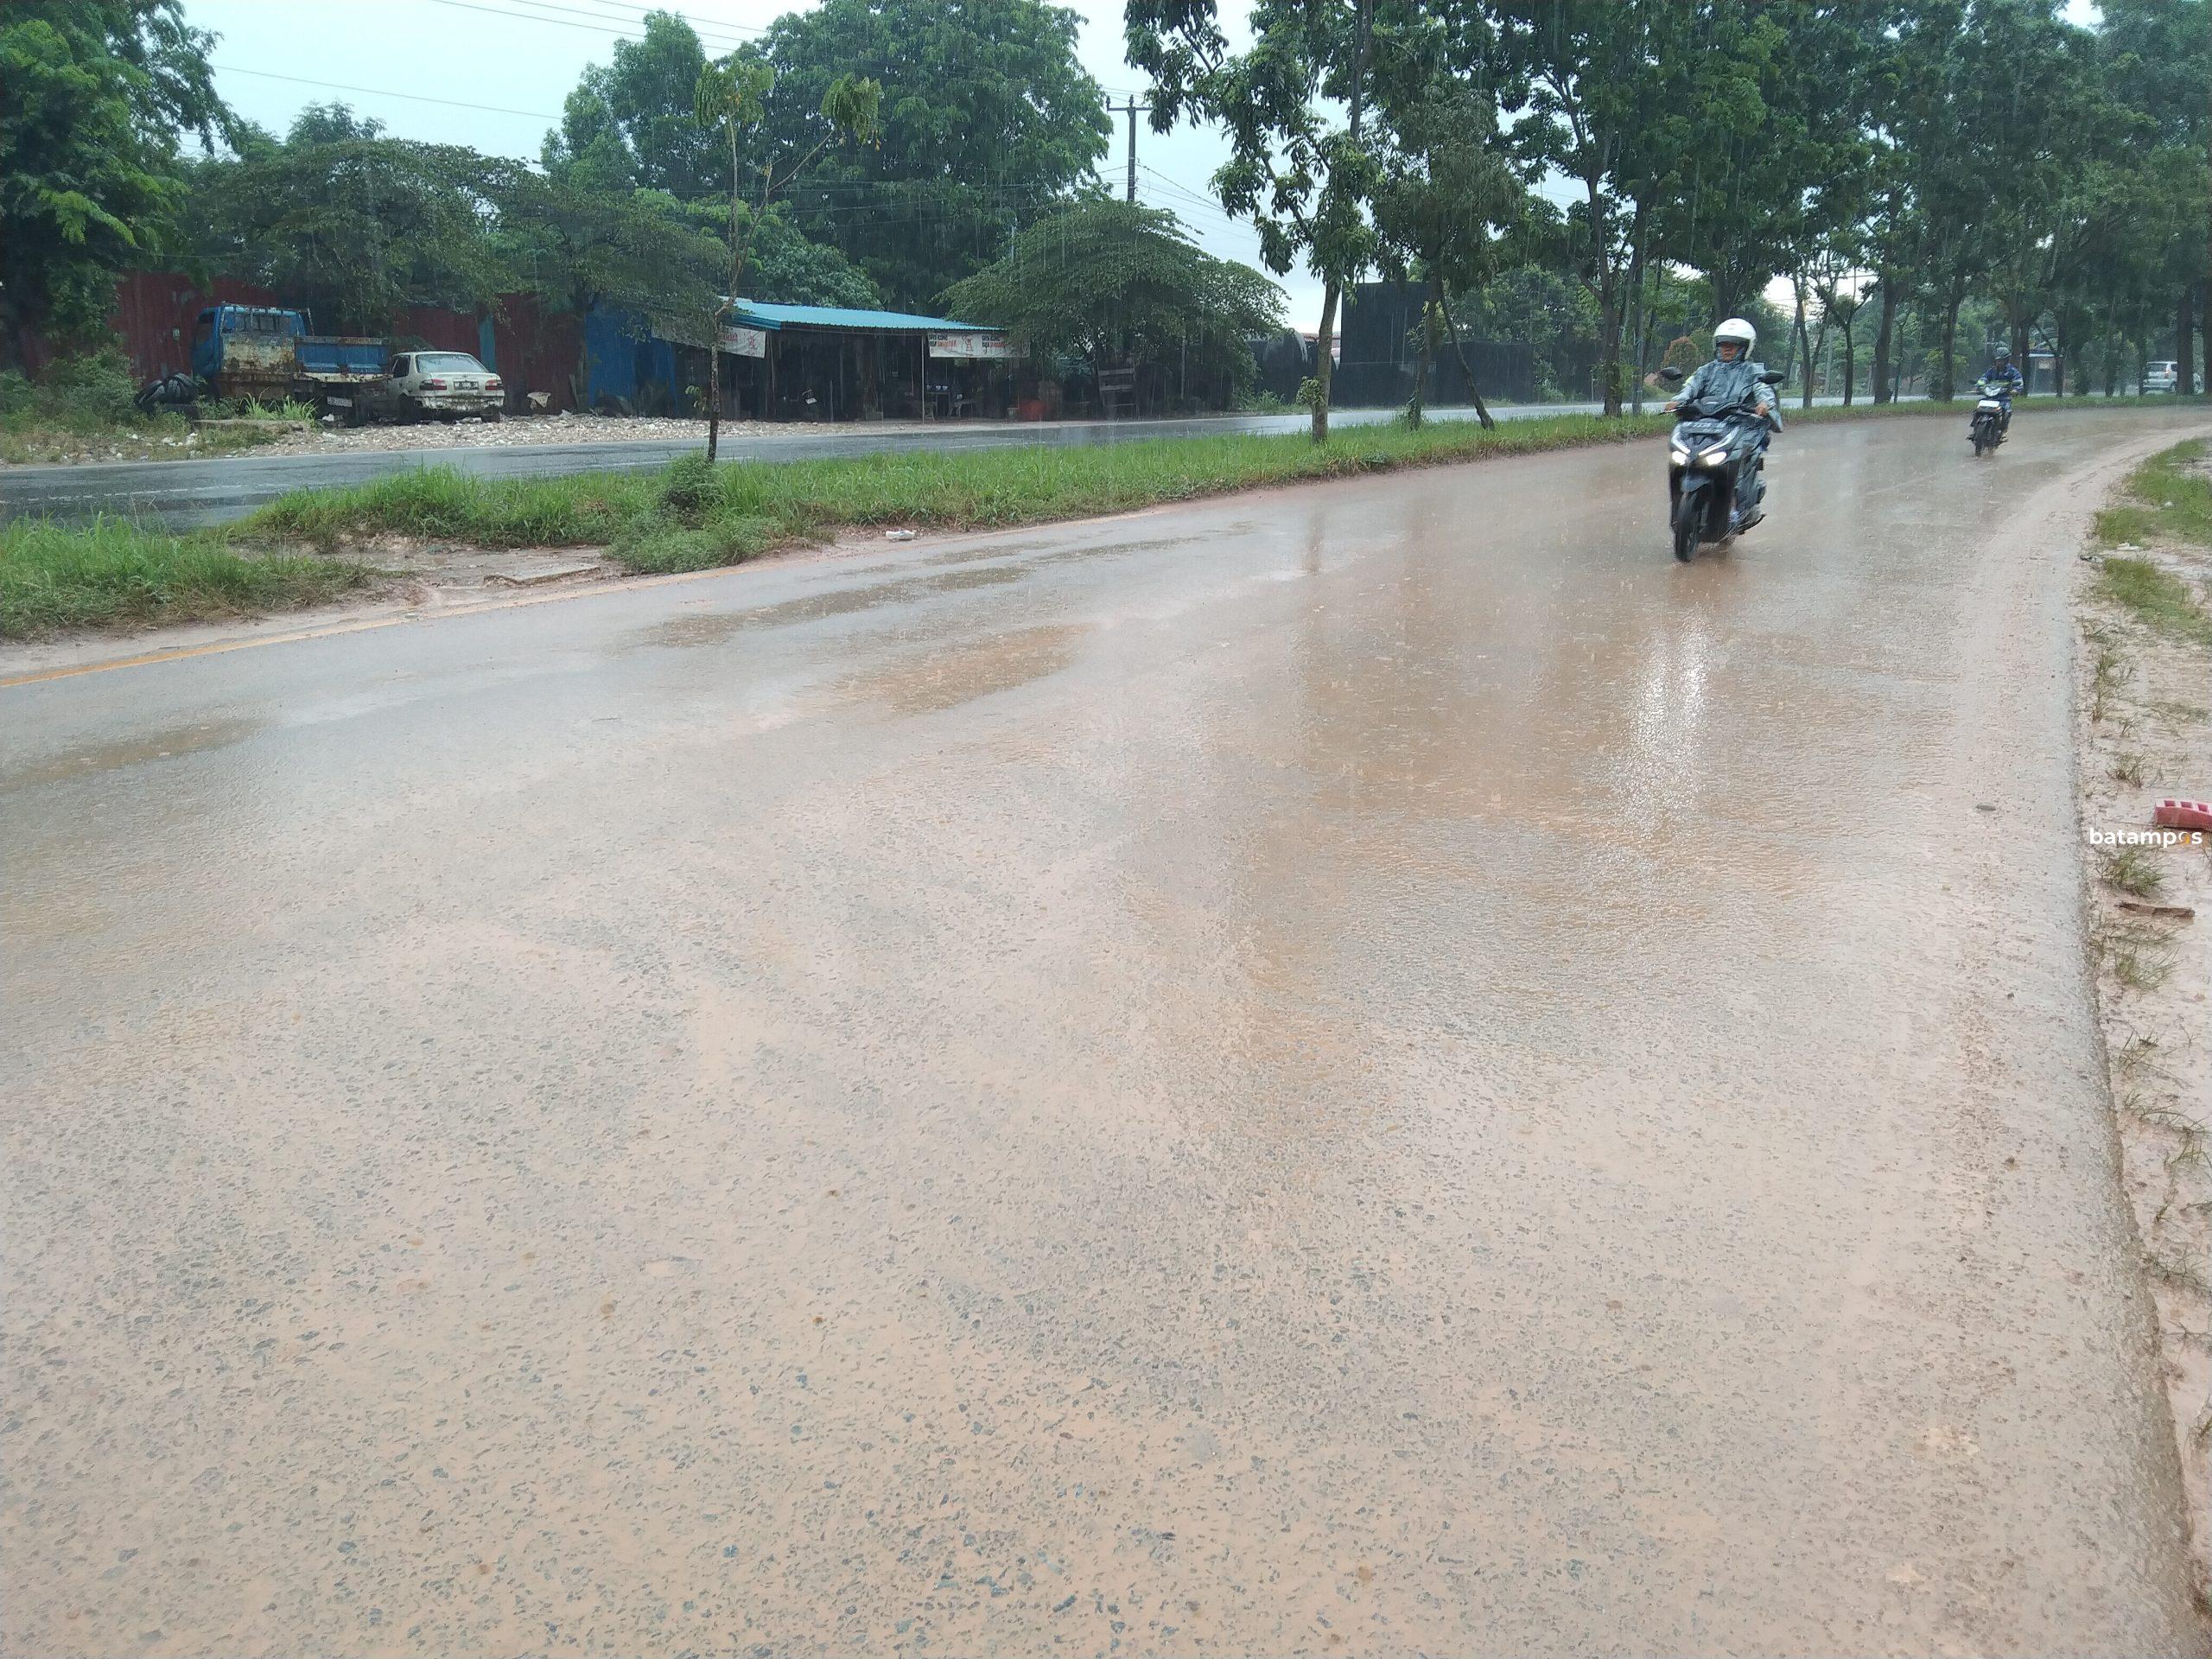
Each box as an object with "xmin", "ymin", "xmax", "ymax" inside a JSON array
[
  {"xmin": 4, "ymin": 1, "xmax": 2206, "ymax": 430},
  {"xmin": 1132, "ymin": 0, "xmax": 2212, "ymax": 436}
]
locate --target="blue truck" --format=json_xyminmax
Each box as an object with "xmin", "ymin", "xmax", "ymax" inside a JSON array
[{"xmin": 137, "ymin": 305, "xmax": 391, "ymax": 423}]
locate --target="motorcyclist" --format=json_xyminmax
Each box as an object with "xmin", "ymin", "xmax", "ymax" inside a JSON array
[
  {"xmin": 1665, "ymin": 317, "xmax": 1780, "ymax": 445},
  {"xmin": 1980, "ymin": 347, "xmax": 2024, "ymax": 430},
  {"xmin": 1665, "ymin": 317, "xmax": 1780, "ymax": 525}
]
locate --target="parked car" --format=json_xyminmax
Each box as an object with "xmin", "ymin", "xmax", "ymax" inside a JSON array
[
  {"xmin": 2141, "ymin": 359, "xmax": 2180, "ymax": 395},
  {"xmin": 388, "ymin": 351, "xmax": 504, "ymax": 422}
]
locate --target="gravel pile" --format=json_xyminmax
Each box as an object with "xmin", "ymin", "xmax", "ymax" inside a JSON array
[{"xmin": 252, "ymin": 411, "xmax": 943, "ymax": 457}]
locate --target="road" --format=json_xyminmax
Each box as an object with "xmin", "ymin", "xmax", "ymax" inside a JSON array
[
  {"xmin": 5, "ymin": 409, "xmax": 2209, "ymax": 1658},
  {"xmin": 1, "ymin": 397, "xmax": 1883, "ymax": 529}
]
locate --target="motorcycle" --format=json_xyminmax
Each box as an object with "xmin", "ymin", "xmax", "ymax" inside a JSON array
[
  {"xmin": 1968, "ymin": 380, "xmax": 2008, "ymax": 457},
  {"xmin": 1656, "ymin": 366, "xmax": 1785, "ymax": 563}
]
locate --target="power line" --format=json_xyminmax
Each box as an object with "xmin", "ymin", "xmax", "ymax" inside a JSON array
[
  {"xmin": 543, "ymin": 0, "xmax": 767, "ymax": 34},
  {"xmin": 214, "ymin": 62, "xmax": 563, "ymax": 121},
  {"xmin": 489, "ymin": 0, "xmax": 763, "ymax": 48}
]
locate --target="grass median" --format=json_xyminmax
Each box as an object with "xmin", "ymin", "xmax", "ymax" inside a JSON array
[{"xmin": 3, "ymin": 394, "xmax": 2197, "ymax": 639}]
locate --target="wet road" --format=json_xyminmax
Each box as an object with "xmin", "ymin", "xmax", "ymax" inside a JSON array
[{"xmin": 6, "ymin": 409, "xmax": 2209, "ymax": 1657}]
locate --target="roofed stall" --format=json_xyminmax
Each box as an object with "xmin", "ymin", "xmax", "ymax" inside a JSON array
[{"xmin": 673, "ymin": 301, "xmax": 1013, "ymax": 423}]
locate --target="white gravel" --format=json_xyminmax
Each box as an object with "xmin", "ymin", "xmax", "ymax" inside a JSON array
[{"xmin": 252, "ymin": 411, "xmax": 945, "ymax": 457}]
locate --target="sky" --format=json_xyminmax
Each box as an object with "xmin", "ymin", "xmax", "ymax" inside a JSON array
[{"xmin": 179, "ymin": 0, "xmax": 1328, "ymax": 326}]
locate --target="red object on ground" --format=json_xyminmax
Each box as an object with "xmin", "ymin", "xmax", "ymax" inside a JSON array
[{"xmin": 2152, "ymin": 798, "xmax": 2212, "ymax": 832}]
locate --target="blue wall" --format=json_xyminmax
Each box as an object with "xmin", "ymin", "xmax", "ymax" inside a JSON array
[{"xmin": 582, "ymin": 308, "xmax": 681, "ymax": 410}]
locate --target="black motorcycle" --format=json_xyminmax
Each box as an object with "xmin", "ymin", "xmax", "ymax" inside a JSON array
[
  {"xmin": 1657, "ymin": 366, "xmax": 1784, "ymax": 563},
  {"xmin": 1968, "ymin": 379, "xmax": 2008, "ymax": 457}
]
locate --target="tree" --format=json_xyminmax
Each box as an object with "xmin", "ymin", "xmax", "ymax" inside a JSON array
[
  {"xmin": 2092, "ymin": 0, "xmax": 2211, "ymax": 394},
  {"xmin": 940, "ymin": 198, "xmax": 1283, "ymax": 410},
  {"xmin": 0, "ymin": 0, "xmax": 231, "ymax": 366},
  {"xmin": 1487, "ymin": 0, "xmax": 1709, "ymax": 416},
  {"xmin": 1130, "ymin": 0, "xmax": 1394, "ymax": 442},
  {"xmin": 756, "ymin": 0, "xmax": 1111, "ymax": 308},
  {"xmin": 693, "ymin": 55, "xmax": 880, "ymax": 459},
  {"xmin": 184, "ymin": 107, "xmax": 514, "ymax": 332},
  {"xmin": 1369, "ymin": 22, "xmax": 1530, "ymax": 429},
  {"xmin": 542, "ymin": 10, "xmax": 721, "ymax": 204}
]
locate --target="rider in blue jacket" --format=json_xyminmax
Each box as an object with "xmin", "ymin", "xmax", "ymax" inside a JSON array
[{"xmin": 1981, "ymin": 347, "xmax": 2024, "ymax": 429}]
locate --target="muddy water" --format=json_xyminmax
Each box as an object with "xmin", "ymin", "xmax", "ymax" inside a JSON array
[{"xmin": 5, "ymin": 410, "xmax": 2209, "ymax": 1657}]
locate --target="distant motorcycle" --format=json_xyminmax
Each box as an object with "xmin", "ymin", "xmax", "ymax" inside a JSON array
[
  {"xmin": 1657, "ymin": 366, "xmax": 1785, "ymax": 563},
  {"xmin": 1968, "ymin": 380, "xmax": 2008, "ymax": 457}
]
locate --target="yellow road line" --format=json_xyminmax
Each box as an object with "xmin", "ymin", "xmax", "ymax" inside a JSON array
[{"xmin": 0, "ymin": 563, "xmax": 757, "ymax": 689}]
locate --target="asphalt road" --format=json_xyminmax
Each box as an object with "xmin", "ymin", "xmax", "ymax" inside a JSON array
[{"xmin": 5, "ymin": 408, "xmax": 2209, "ymax": 1656}]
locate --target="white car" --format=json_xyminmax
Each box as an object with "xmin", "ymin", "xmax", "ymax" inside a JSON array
[
  {"xmin": 387, "ymin": 350, "xmax": 504, "ymax": 421},
  {"xmin": 2141, "ymin": 359, "xmax": 2180, "ymax": 396}
]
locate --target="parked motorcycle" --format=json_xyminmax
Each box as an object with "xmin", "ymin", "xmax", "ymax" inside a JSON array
[
  {"xmin": 1657, "ymin": 366, "xmax": 1785, "ymax": 563},
  {"xmin": 1968, "ymin": 380, "xmax": 2008, "ymax": 457}
]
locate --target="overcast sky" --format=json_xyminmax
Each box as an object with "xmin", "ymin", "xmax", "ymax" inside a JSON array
[{"xmin": 180, "ymin": 0, "xmax": 1330, "ymax": 326}]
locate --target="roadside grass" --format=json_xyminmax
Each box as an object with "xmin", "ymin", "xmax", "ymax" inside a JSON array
[
  {"xmin": 0, "ymin": 517, "xmax": 372, "ymax": 637},
  {"xmin": 2095, "ymin": 555, "xmax": 2212, "ymax": 647},
  {"xmin": 0, "ymin": 349, "xmax": 308, "ymax": 464},
  {"xmin": 2101, "ymin": 844, "xmax": 2168, "ymax": 898},
  {"xmin": 2094, "ymin": 436, "xmax": 2212, "ymax": 553}
]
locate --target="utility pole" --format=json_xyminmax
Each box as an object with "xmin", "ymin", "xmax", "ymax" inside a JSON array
[{"xmin": 1122, "ymin": 96, "xmax": 1149, "ymax": 203}]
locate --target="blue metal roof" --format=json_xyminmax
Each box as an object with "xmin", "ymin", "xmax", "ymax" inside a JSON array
[{"xmin": 730, "ymin": 299, "xmax": 998, "ymax": 334}]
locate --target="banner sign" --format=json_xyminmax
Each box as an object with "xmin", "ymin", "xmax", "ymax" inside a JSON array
[
  {"xmin": 928, "ymin": 333, "xmax": 1012, "ymax": 359},
  {"xmin": 721, "ymin": 326, "xmax": 768, "ymax": 358}
]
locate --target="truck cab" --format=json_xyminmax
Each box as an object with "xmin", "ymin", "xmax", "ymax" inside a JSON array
[
  {"xmin": 191, "ymin": 306, "xmax": 305, "ymax": 392},
  {"xmin": 189, "ymin": 306, "xmax": 389, "ymax": 419}
]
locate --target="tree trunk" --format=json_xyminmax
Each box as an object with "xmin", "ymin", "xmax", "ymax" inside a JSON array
[
  {"xmin": 1791, "ymin": 275, "xmax": 1814, "ymax": 410},
  {"xmin": 1435, "ymin": 289, "xmax": 1495, "ymax": 429},
  {"xmin": 1406, "ymin": 273, "xmax": 1439, "ymax": 429},
  {"xmin": 2052, "ymin": 316, "xmax": 2067, "ymax": 397},
  {"xmin": 1840, "ymin": 322, "xmax": 1855, "ymax": 405},
  {"xmin": 2180, "ymin": 282, "xmax": 2196, "ymax": 397},
  {"xmin": 1624, "ymin": 210, "xmax": 1649, "ymax": 416},
  {"xmin": 1872, "ymin": 283, "xmax": 1897, "ymax": 405},
  {"xmin": 1936, "ymin": 270, "xmax": 1966, "ymax": 401},
  {"xmin": 1311, "ymin": 280, "xmax": 1340, "ymax": 443},
  {"xmin": 1306, "ymin": 0, "xmax": 1372, "ymax": 445}
]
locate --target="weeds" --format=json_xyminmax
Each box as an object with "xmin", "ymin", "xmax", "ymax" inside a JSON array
[
  {"xmin": 2096, "ymin": 556, "xmax": 2212, "ymax": 647},
  {"xmin": 2101, "ymin": 845, "xmax": 2168, "ymax": 898},
  {"xmin": 2148, "ymin": 1253, "xmax": 2212, "ymax": 1300},
  {"xmin": 0, "ymin": 517, "xmax": 372, "ymax": 636},
  {"xmin": 2099, "ymin": 919, "xmax": 2177, "ymax": 993},
  {"xmin": 2090, "ymin": 645, "xmax": 2130, "ymax": 720},
  {"xmin": 2095, "ymin": 437, "xmax": 2212, "ymax": 553},
  {"xmin": 2110, "ymin": 752, "xmax": 2148, "ymax": 786}
]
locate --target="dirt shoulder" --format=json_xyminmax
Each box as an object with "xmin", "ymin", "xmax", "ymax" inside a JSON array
[{"xmin": 2070, "ymin": 441, "xmax": 2212, "ymax": 1608}]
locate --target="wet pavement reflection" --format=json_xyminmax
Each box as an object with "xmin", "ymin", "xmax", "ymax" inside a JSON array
[{"xmin": 4, "ymin": 409, "xmax": 2209, "ymax": 1656}]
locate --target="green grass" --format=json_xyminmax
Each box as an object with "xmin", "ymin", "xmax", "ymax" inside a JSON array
[
  {"xmin": 2101, "ymin": 845, "xmax": 2168, "ymax": 899},
  {"xmin": 2094, "ymin": 555, "xmax": 2212, "ymax": 647},
  {"xmin": 0, "ymin": 517, "xmax": 372, "ymax": 637},
  {"xmin": 2095, "ymin": 437, "xmax": 2212, "ymax": 553}
]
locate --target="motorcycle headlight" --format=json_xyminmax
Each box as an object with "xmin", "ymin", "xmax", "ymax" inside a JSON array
[
  {"xmin": 1669, "ymin": 443, "xmax": 1689, "ymax": 468},
  {"xmin": 1699, "ymin": 445, "xmax": 1729, "ymax": 467}
]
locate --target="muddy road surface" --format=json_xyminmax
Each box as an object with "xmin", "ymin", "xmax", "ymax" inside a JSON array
[{"xmin": 5, "ymin": 409, "xmax": 2209, "ymax": 1657}]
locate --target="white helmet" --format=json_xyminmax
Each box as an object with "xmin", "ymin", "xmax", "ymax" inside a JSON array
[{"xmin": 1714, "ymin": 317, "xmax": 1756, "ymax": 351}]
